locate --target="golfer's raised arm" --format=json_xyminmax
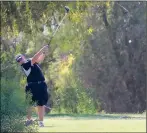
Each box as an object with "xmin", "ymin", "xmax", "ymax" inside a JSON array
[{"xmin": 31, "ymin": 45, "xmax": 48, "ymax": 64}]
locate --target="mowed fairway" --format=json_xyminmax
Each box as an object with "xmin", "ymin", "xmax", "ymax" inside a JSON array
[{"xmin": 38, "ymin": 114, "xmax": 146, "ymax": 132}]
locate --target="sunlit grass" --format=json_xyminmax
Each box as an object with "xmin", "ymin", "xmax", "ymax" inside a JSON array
[{"xmin": 37, "ymin": 113, "xmax": 146, "ymax": 132}]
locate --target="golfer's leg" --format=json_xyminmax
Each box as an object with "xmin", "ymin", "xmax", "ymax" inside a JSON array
[
  {"xmin": 37, "ymin": 106, "xmax": 45, "ymax": 121},
  {"xmin": 25, "ymin": 106, "xmax": 33, "ymax": 126},
  {"xmin": 36, "ymin": 82, "xmax": 48, "ymax": 126},
  {"xmin": 27, "ymin": 107, "xmax": 33, "ymax": 120},
  {"xmin": 34, "ymin": 106, "xmax": 38, "ymax": 115}
]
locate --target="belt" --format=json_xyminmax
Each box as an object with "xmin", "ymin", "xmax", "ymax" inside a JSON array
[{"xmin": 28, "ymin": 81, "xmax": 45, "ymax": 84}]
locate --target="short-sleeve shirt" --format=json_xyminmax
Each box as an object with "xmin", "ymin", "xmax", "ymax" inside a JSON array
[{"xmin": 21, "ymin": 59, "xmax": 45, "ymax": 83}]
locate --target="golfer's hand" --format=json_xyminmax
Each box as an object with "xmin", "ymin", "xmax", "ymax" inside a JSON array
[{"xmin": 43, "ymin": 45, "xmax": 49, "ymax": 49}]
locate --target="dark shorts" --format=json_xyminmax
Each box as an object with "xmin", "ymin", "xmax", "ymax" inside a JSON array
[{"xmin": 25, "ymin": 81, "xmax": 49, "ymax": 106}]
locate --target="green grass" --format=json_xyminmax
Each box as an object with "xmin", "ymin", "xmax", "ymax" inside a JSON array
[{"xmin": 37, "ymin": 113, "xmax": 146, "ymax": 132}]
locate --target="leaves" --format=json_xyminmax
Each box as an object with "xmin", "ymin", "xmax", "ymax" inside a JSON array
[{"xmin": 87, "ymin": 26, "xmax": 94, "ymax": 35}]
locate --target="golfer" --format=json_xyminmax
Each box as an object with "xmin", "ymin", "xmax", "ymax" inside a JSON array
[{"xmin": 15, "ymin": 45, "xmax": 49, "ymax": 127}]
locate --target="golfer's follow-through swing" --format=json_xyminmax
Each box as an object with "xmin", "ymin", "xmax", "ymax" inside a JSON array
[{"xmin": 15, "ymin": 6, "xmax": 70, "ymax": 127}]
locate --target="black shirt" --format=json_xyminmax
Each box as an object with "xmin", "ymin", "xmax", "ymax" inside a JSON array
[{"xmin": 21, "ymin": 59, "xmax": 45, "ymax": 83}]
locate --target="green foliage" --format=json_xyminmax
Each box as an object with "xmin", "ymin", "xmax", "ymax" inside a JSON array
[
  {"xmin": 76, "ymin": 88, "xmax": 96, "ymax": 114},
  {"xmin": 1, "ymin": 78, "xmax": 38, "ymax": 132},
  {"xmin": 52, "ymin": 87, "xmax": 97, "ymax": 114}
]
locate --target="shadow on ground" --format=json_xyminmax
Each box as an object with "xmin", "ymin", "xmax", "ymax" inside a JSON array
[
  {"xmin": 45, "ymin": 114, "xmax": 146, "ymax": 120},
  {"xmin": 43, "ymin": 125, "xmax": 55, "ymax": 128}
]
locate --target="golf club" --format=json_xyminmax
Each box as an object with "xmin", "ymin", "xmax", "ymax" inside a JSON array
[{"xmin": 47, "ymin": 6, "xmax": 70, "ymax": 46}]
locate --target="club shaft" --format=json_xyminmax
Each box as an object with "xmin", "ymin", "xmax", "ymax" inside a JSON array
[{"xmin": 48, "ymin": 13, "xmax": 68, "ymax": 45}]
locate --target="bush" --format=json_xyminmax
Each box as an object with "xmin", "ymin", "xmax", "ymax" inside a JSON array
[
  {"xmin": 76, "ymin": 89, "xmax": 96, "ymax": 114},
  {"xmin": 1, "ymin": 78, "xmax": 38, "ymax": 132},
  {"xmin": 52, "ymin": 87, "xmax": 97, "ymax": 114}
]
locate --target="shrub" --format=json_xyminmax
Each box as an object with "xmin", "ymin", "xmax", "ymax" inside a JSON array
[
  {"xmin": 52, "ymin": 87, "xmax": 97, "ymax": 114},
  {"xmin": 1, "ymin": 78, "xmax": 38, "ymax": 132}
]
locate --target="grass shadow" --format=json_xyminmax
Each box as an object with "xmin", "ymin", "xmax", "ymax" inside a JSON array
[
  {"xmin": 43, "ymin": 125, "xmax": 55, "ymax": 128},
  {"xmin": 45, "ymin": 113, "xmax": 146, "ymax": 120}
]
